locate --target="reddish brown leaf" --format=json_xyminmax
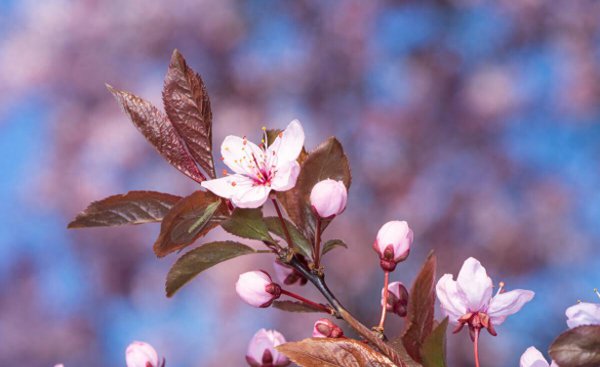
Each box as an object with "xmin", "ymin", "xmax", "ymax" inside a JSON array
[
  {"xmin": 277, "ymin": 338, "xmax": 396, "ymax": 367},
  {"xmin": 550, "ymin": 325, "xmax": 600, "ymax": 367},
  {"xmin": 163, "ymin": 49, "xmax": 216, "ymax": 179},
  {"xmin": 106, "ymin": 84, "xmax": 205, "ymax": 182},
  {"xmin": 401, "ymin": 251, "xmax": 437, "ymax": 363},
  {"xmin": 153, "ymin": 190, "xmax": 227, "ymax": 257},
  {"xmin": 68, "ymin": 191, "xmax": 181, "ymax": 228}
]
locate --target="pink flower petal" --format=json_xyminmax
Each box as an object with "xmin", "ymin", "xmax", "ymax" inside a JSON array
[
  {"xmin": 436, "ymin": 274, "xmax": 468, "ymax": 323},
  {"xmin": 566, "ymin": 302, "xmax": 600, "ymax": 328},
  {"xmin": 201, "ymin": 173, "xmax": 250, "ymax": 200},
  {"xmin": 519, "ymin": 346, "xmax": 551, "ymax": 367},
  {"xmin": 268, "ymin": 119, "xmax": 305, "ymax": 164},
  {"xmin": 230, "ymin": 180, "xmax": 271, "ymax": 208},
  {"xmin": 221, "ymin": 135, "xmax": 264, "ymax": 176},
  {"xmin": 488, "ymin": 289, "xmax": 534, "ymax": 325},
  {"xmin": 456, "ymin": 257, "xmax": 493, "ymax": 312},
  {"xmin": 270, "ymin": 161, "xmax": 300, "ymax": 192}
]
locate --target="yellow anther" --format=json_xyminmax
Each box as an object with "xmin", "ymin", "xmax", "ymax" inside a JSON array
[{"xmin": 261, "ymin": 126, "xmax": 267, "ymax": 131}]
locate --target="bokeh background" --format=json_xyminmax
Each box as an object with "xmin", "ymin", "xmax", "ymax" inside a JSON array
[{"xmin": 2, "ymin": 0, "xmax": 600, "ymax": 366}]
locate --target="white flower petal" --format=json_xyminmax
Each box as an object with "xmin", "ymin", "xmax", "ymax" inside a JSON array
[
  {"xmin": 566, "ymin": 302, "xmax": 600, "ymax": 328},
  {"xmin": 436, "ymin": 274, "xmax": 468, "ymax": 323},
  {"xmin": 221, "ymin": 135, "xmax": 265, "ymax": 176},
  {"xmin": 456, "ymin": 257, "xmax": 493, "ymax": 312},
  {"xmin": 201, "ymin": 174, "xmax": 252, "ymax": 200},
  {"xmin": 268, "ymin": 119, "xmax": 305, "ymax": 164},
  {"xmin": 270, "ymin": 161, "xmax": 300, "ymax": 192},
  {"xmin": 520, "ymin": 347, "xmax": 550, "ymax": 367},
  {"xmin": 488, "ymin": 289, "xmax": 534, "ymax": 325},
  {"xmin": 231, "ymin": 181, "xmax": 272, "ymax": 208}
]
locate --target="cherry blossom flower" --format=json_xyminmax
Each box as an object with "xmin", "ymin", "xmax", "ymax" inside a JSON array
[
  {"xmin": 246, "ymin": 329, "xmax": 290, "ymax": 367},
  {"xmin": 566, "ymin": 301, "xmax": 600, "ymax": 328},
  {"xmin": 201, "ymin": 120, "xmax": 305, "ymax": 208},
  {"xmin": 373, "ymin": 221, "xmax": 414, "ymax": 271},
  {"xmin": 310, "ymin": 179, "xmax": 347, "ymax": 218},
  {"xmin": 236, "ymin": 270, "xmax": 281, "ymax": 307},
  {"xmin": 381, "ymin": 281, "xmax": 409, "ymax": 317},
  {"xmin": 125, "ymin": 341, "xmax": 160, "ymax": 367},
  {"xmin": 436, "ymin": 257, "xmax": 534, "ymax": 337},
  {"xmin": 520, "ymin": 346, "xmax": 557, "ymax": 367},
  {"xmin": 312, "ymin": 318, "xmax": 344, "ymax": 338}
]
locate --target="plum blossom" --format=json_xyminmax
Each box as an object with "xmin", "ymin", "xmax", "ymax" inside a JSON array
[
  {"xmin": 520, "ymin": 346, "xmax": 557, "ymax": 367},
  {"xmin": 566, "ymin": 301, "xmax": 600, "ymax": 328},
  {"xmin": 125, "ymin": 341, "xmax": 161, "ymax": 367},
  {"xmin": 246, "ymin": 329, "xmax": 290, "ymax": 367},
  {"xmin": 436, "ymin": 257, "xmax": 534, "ymax": 338},
  {"xmin": 373, "ymin": 221, "xmax": 414, "ymax": 271},
  {"xmin": 310, "ymin": 179, "xmax": 347, "ymax": 218},
  {"xmin": 312, "ymin": 318, "xmax": 344, "ymax": 338},
  {"xmin": 201, "ymin": 120, "xmax": 305, "ymax": 208},
  {"xmin": 236, "ymin": 270, "xmax": 281, "ymax": 308}
]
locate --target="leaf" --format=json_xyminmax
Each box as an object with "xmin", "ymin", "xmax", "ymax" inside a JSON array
[
  {"xmin": 322, "ymin": 239, "xmax": 348, "ymax": 255},
  {"xmin": 420, "ymin": 317, "xmax": 448, "ymax": 367},
  {"xmin": 264, "ymin": 217, "xmax": 312, "ymax": 257},
  {"xmin": 402, "ymin": 251, "xmax": 437, "ymax": 363},
  {"xmin": 163, "ymin": 49, "xmax": 216, "ymax": 179},
  {"xmin": 166, "ymin": 241, "xmax": 256, "ymax": 297},
  {"xmin": 549, "ymin": 325, "xmax": 600, "ymax": 367},
  {"xmin": 277, "ymin": 137, "xmax": 351, "ymax": 238},
  {"xmin": 220, "ymin": 208, "xmax": 275, "ymax": 242},
  {"xmin": 389, "ymin": 340, "xmax": 423, "ymax": 367},
  {"xmin": 106, "ymin": 85, "xmax": 205, "ymax": 182},
  {"xmin": 153, "ymin": 191, "xmax": 227, "ymax": 257},
  {"xmin": 277, "ymin": 338, "xmax": 396, "ymax": 367},
  {"xmin": 68, "ymin": 191, "xmax": 181, "ymax": 228},
  {"xmin": 272, "ymin": 300, "xmax": 325, "ymax": 313}
]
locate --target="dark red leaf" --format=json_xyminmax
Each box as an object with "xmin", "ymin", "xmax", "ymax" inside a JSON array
[
  {"xmin": 106, "ymin": 84, "xmax": 205, "ymax": 182},
  {"xmin": 550, "ymin": 325, "xmax": 600, "ymax": 367},
  {"xmin": 163, "ymin": 49, "xmax": 216, "ymax": 179}
]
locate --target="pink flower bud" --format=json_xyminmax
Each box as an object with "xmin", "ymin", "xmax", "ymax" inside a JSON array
[
  {"xmin": 373, "ymin": 221, "xmax": 414, "ymax": 271},
  {"xmin": 236, "ymin": 270, "xmax": 281, "ymax": 308},
  {"xmin": 381, "ymin": 281, "xmax": 409, "ymax": 317},
  {"xmin": 312, "ymin": 318, "xmax": 344, "ymax": 338},
  {"xmin": 246, "ymin": 329, "xmax": 290, "ymax": 367},
  {"xmin": 273, "ymin": 259, "xmax": 307, "ymax": 286},
  {"xmin": 125, "ymin": 341, "xmax": 159, "ymax": 367},
  {"xmin": 310, "ymin": 179, "xmax": 348, "ymax": 218}
]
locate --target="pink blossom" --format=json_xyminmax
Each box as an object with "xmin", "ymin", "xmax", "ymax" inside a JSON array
[
  {"xmin": 436, "ymin": 257, "xmax": 534, "ymax": 336},
  {"xmin": 310, "ymin": 179, "xmax": 347, "ymax": 218},
  {"xmin": 520, "ymin": 347, "xmax": 557, "ymax": 367},
  {"xmin": 235, "ymin": 270, "xmax": 281, "ymax": 308},
  {"xmin": 312, "ymin": 318, "xmax": 344, "ymax": 338},
  {"xmin": 201, "ymin": 120, "xmax": 305, "ymax": 208},
  {"xmin": 381, "ymin": 281, "xmax": 409, "ymax": 317},
  {"xmin": 373, "ymin": 221, "xmax": 414, "ymax": 271},
  {"xmin": 125, "ymin": 341, "xmax": 160, "ymax": 367},
  {"xmin": 246, "ymin": 329, "xmax": 290, "ymax": 367},
  {"xmin": 566, "ymin": 302, "xmax": 600, "ymax": 328}
]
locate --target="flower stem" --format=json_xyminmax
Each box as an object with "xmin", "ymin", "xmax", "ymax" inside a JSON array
[
  {"xmin": 314, "ymin": 218, "xmax": 322, "ymax": 268},
  {"xmin": 473, "ymin": 328, "xmax": 481, "ymax": 367},
  {"xmin": 377, "ymin": 271, "xmax": 390, "ymax": 331},
  {"xmin": 280, "ymin": 289, "xmax": 332, "ymax": 314},
  {"xmin": 272, "ymin": 199, "xmax": 294, "ymax": 249}
]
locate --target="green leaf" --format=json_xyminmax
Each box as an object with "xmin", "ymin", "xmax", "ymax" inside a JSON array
[
  {"xmin": 277, "ymin": 338, "xmax": 396, "ymax": 367},
  {"xmin": 420, "ymin": 317, "xmax": 448, "ymax": 367},
  {"xmin": 322, "ymin": 239, "xmax": 348, "ymax": 255},
  {"xmin": 272, "ymin": 300, "xmax": 325, "ymax": 313},
  {"xmin": 549, "ymin": 325, "xmax": 600, "ymax": 367},
  {"xmin": 153, "ymin": 191, "xmax": 227, "ymax": 257},
  {"xmin": 68, "ymin": 191, "xmax": 181, "ymax": 228},
  {"xmin": 163, "ymin": 49, "xmax": 216, "ymax": 179},
  {"xmin": 263, "ymin": 217, "xmax": 312, "ymax": 257},
  {"xmin": 221, "ymin": 208, "xmax": 275, "ymax": 242},
  {"xmin": 166, "ymin": 241, "xmax": 256, "ymax": 297},
  {"xmin": 106, "ymin": 84, "xmax": 206, "ymax": 182},
  {"xmin": 277, "ymin": 137, "xmax": 351, "ymax": 239},
  {"xmin": 402, "ymin": 251, "xmax": 437, "ymax": 363}
]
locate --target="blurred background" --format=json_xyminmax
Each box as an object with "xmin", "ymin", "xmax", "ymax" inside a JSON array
[{"xmin": 2, "ymin": 0, "xmax": 600, "ymax": 365}]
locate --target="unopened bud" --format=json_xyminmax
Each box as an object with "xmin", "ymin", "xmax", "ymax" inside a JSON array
[
  {"xmin": 236, "ymin": 270, "xmax": 281, "ymax": 308},
  {"xmin": 312, "ymin": 318, "xmax": 344, "ymax": 338},
  {"xmin": 246, "ymin": 329, "xmax": 290, "ymax": 367},
  {"xmin": 310, "ymin": 179, "xmax": 348, "ymax": 218},
  {"xmin": 373, "ymin": 221, "xmax": 414, "ymax": 272},
  {"xmin": 125, "ymin": 341, "xmax": 160, "ymax": 367},
  {"xmin": 382, "ymin": 281, "xmax": 409, "ymax": 317}
]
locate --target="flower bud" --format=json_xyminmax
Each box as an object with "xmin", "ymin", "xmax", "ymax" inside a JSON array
[
  {"xmin": 373, "ymin": 221, "xmax": 414, "ymax": 271},
  {"xmin": 310, "ymin": 179, "xmax": 347, "ymax": 218},
  {"xmin": 273, "ymin": 259, "xmax": 307, "ymax": 286},
  {"xmin": 312, "ymin": 318, "xmax": 344, "ymax": 338},
  {"xmin": 125, "ymin": 341, "xmax": 159, "ymax": 367},
  {"xmin": 246, "ymin": 329, "xmax": 290, "ymax": 367},
  {"xmin": 381, "ymin": 281, "xmax": 409, "ymax": 317},
  {"xmin": 236, "ymin": 270, "xmax": 281, "ymax": 308}
]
